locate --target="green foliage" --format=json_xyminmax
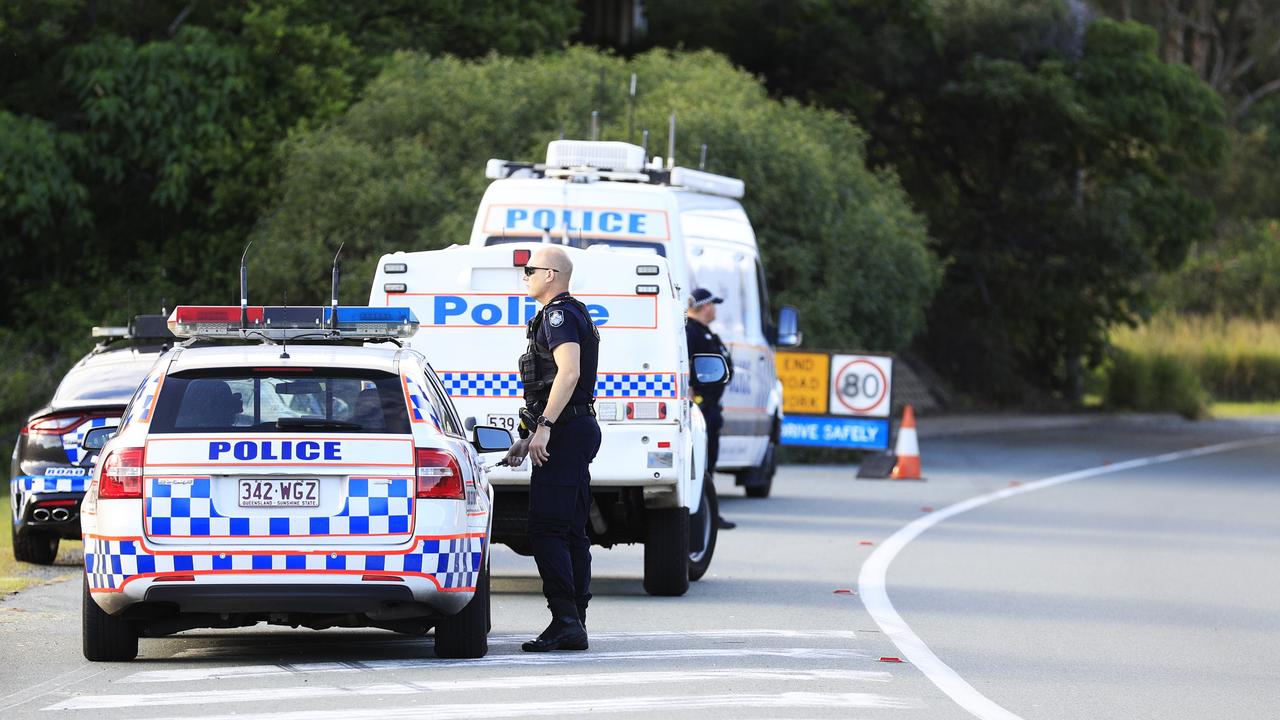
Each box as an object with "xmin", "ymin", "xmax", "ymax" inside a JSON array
[
  {"xmin": 254, "ymin": 48, "xmax": 940, "ymax": 351},
  {"xmin": 1154, "ymin": 220, "xmax": 1280, "ymax": 318},
  {"xmin": 1104, "ymin": 349, "xmax": 1208, "ymax": 419}
]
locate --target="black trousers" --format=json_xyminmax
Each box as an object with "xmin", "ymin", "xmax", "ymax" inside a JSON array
[
  {"xmin": 700, "ymin": 401, "xmax": 723, "ymax": 473},
  {"xmin": 528, "ymin": 415, "xmax": 601, "ymax": 617}
]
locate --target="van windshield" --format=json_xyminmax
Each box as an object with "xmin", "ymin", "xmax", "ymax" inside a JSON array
[
  {"xmin": 149, "ymin": 369, "xmax": 410, "ymax": 434},
  {"xmin": 485, "ymin": 236, "xmax": 667, "ymax": 257}
]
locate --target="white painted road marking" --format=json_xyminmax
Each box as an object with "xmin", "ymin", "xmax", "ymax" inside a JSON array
[
  {"xmin": 43, "ymin": 668, "xmax": 896, "ymax": 710},
  {"xmin": 858, "ymin": 435, "xmax": 1280, "ymax": 720},
  {"xmin": 143, "ymin": 692, "xmax": 924, "ymax": 720},
  {"xmin": 121, "ymin": 647, "xmax": 869, "ymax": 683}
]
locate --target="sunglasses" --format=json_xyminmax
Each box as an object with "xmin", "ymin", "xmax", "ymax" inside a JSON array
[{"xmin": 522, "ymin": 265, "xmax": 561, "ymax": 277}]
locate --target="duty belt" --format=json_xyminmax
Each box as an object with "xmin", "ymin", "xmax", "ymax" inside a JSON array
[{"xmin": 555, "ymin": 404, "xmax": 597, "ymax": 423}]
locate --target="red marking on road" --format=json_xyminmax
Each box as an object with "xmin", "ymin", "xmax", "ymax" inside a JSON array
[
  {"xmin": 921, "ymin": 506, "xmax": 934, "ymax": 513},
  {"xmin": 859, "ymin": 540, "xmax": 875, "ymax": 546},
  {"xmin": 1009, "ymin": 480, "xmax": 1022, "ymax": 487},
  {"xmin": 879, "ymin": 656, "xmax": 905, "ymax": 663},
  {"xmin": 833, "ymin": 589, "xmax": 855, "ymax": 594}
]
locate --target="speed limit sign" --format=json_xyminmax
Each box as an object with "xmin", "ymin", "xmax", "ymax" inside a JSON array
[{"xmin": 828, "ymin": 354, "xmax": 893, "ymax": 418}]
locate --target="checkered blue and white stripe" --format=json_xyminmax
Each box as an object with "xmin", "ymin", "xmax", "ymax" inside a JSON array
[
  {"xmin": 62, "ymin": 416, "xmax": 117, "ymax": 464},
  {"xmin": 145, "ymin": 477, "xmax": 414, "ymax": 538},
  {"xmin": 13, "ymin": 475, "xmax": 88, "ymax": 494},
  {"xmin": 121, "ymin": 371, "xmax": 162, "ymax": 428},
  {"xmin": 84, "ymin": 535, "xmax": 484, "ymax": 591},
  {"xmin": 438, "ymin": 372, "xmax": 676, "ymax": 398}
]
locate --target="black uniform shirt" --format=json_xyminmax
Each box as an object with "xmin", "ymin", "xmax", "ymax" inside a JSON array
[
  {"xmin": 537, "ymin": 292, "xmax": 599, "ymax": 407},
  {"xmin": 685, "ymin": 317, "xmax": 729, "ymax": 405}
]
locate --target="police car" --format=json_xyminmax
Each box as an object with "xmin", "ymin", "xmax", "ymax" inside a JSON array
[
  {"xmin": 80, "ymin": 305, "xmax": 508, "ymax": 661},
  {"xmin": 10, "ymin": 315, "xmax": 173, "ymax": 565}
]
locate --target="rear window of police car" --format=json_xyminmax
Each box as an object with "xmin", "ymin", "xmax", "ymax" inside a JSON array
[{"xmin": 149, "ymin": 369, "xmax": 410, "ymax": 434}]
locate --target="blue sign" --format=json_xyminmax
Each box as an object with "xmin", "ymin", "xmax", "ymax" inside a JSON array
[{"xmin": 780, "ymin": 416, "xmax": 890, "ymax": 450}]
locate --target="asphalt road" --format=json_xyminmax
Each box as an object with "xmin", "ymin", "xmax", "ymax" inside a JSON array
[{"xmin": 2, "ymin": 415, "xmax": 1278, "ymax": 719}]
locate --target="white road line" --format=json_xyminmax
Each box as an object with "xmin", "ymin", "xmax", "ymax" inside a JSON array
[
  {"xmin": 146, "ymin": 692, "xmax": 923, "ymax": 720},
  {"xmin": 0, "ymin": 664, "xmax": 108, "ymax": 714},
  {"xmin": 122, "ymin": 647, "xmax": 868, "ymax": 683},
  {"xmin": 858, "ymin": 435, "xmax": 1280, "ymax": 720},
  {"xmin": 43, "ymin": 668, "xmax": 894, "ymax": 711}
]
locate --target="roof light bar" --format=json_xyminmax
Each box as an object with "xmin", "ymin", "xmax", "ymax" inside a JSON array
[
  {"xmin": 546, "ymin": 140, "xmax": 647, "ymax": 173},
  {"xmin": 167, "ymin": 306, "xmax": 418, "ymax": 340}
]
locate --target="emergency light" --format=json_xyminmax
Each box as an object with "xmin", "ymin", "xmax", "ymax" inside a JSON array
[{"xmin": 167, "ymin": 306, "xmax": 419, "ymax": 340}]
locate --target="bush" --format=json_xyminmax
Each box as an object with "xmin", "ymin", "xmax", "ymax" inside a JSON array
[{"xmin": 1104, "ymin": 349, "xmax": 1209, "ymax": 419}]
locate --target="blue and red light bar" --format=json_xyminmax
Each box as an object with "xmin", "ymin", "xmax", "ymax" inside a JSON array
[{"xmin": 167, "ymin": 306, "xmax": 419, "ymax": 340}]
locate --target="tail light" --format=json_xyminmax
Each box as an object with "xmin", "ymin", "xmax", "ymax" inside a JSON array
[
  {"xmin": 416, "ymin": 448, "xmax": 464, "ymax": 499},
  {"xmin": 25, "ymin": 413, "xmax": 85, "ymax": 436},
  {"xmin": 99, "ymin": 447, "xmax": 145, "ymax": 499}
]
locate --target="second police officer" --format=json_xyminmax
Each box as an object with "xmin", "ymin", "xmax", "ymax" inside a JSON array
[
  {"xmin": 503, "ymin": 246, "xmax": 602, "ymax": 652},
  {"xmin": 686, "ymin": 288, "xmax": 736, "ymax": 530}
]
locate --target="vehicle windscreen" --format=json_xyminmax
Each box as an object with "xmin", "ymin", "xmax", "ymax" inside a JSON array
[
  {"xmin": 484, "ymin": 236, "xmax": 667, "ymax": 257},
  {"xmin": 149, "ymin": 369, "xmax": 410, "ymax": 434},
  {"xmin": 53, "ymin": 355, "xmax": 157, "ymax": 405}
]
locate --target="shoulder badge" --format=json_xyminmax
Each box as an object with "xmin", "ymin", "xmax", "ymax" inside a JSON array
[{"xmin": 548, "ymin": 309, "xmax": 565, "ymax": 328}]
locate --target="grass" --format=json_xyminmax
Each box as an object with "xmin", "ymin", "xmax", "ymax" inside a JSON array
[
  {"xmin": 1111, "ymin": 314, "xmax": 1280, "ymax": 403},
  {"xmin": 0, "ymin": 491, "xmax": 82, "ymax": 595},
  {"xmin": 1211, "ymin": 401, "xmax": 1280, "ymax": 417}
]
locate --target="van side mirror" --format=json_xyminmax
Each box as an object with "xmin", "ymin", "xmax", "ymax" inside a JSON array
[
  {"xmin": 776, "ymin": 306, "xmax": 802, "ymax": 347},
  {"xmin": 81, "ymin": 427, "xmax": 116, "ymax": 451},
  {"xmin": 472, "ymin": 425, "xmax": 514, "ymax": 453},
  {"xmin": 692, "ymin": 354, "xmax": 730, "ymax": 385}
]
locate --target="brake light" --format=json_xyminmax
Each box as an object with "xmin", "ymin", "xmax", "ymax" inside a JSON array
[
  {"xmin": 415, "ymin": 448, "xmax": 464, "ymax": 499},
  {"xmin": 25, "ymin": 413, "xmax": 85, "ymax": 435},
  {"xmin": 99, "ymin": 447, "xmax": 145, "ymax": 499}
]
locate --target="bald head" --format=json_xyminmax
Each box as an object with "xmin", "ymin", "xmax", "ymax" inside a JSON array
[{"xmin": 523, "ymin": 246, "xmax": 573, "ymax": 302}]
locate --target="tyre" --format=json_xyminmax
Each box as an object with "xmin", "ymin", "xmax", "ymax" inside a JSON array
[
  {"xmin": 13, "ymin": 523, "xmax": 59, "ymax": 565},
  {"xmin": 82, "ymin": 576, "xmax": 138, "ymax": 661},
  {"xmin": 435, "ymin": 565, "xmax": 490, "ymax": 659},
  {"xmin": 739, "ymin": 436, "xmax": 778, "ymax": 499},
  {"xmin": 643, "ymin": 507, "xmax": 690, "ymax": 596},
  {"xmin": 688, "ymin": 473, "xmax": 719, "ymax": 582}
]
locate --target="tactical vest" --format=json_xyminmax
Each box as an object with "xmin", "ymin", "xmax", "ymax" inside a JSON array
[{"xmin": 520, "ymin": 295, "xmax": 600, "ymax": 407}]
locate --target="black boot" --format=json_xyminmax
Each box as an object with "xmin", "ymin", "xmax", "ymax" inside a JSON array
[
  {"xmin": 716, "ymin": 515, "xmax": 736, "ymax": 530},
  {"xmin": 521, "ymin": 615, "xmax": 588, "ymax": 652},
  {"xmin": 577, "ymin": 605, "xmax": 587, "ymax": 630}
]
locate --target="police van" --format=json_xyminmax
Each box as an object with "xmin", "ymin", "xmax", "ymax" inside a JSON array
[
  {"xmin": 474, "ymin": 140, "xmax": 801, "ymax": 498},
  {"xmin": 370, "ymin": 245, "xmax": 728, "ymax": 597},
  {"xmin": 80, "ymin": 304, "xmax": 510, "ymax": 661}
]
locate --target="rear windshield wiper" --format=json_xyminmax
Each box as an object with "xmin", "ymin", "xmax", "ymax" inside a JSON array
[{"xmin": 274, "ymin": 417, "xmax": 363, "ymax": 431}]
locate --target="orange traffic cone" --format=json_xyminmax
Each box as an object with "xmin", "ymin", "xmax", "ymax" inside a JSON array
[{"xmin": 890, "ymin": 405, "xmax": 923, "ymax": 481}]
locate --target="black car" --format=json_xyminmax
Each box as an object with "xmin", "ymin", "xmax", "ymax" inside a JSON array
[{"xmin": 9, "ymin": 315, "xmax": 173, "ymax": 564}]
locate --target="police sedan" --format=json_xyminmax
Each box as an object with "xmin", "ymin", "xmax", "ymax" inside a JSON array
[{"xmin": 81, "ymin": 305, "xmax": 510, "ymax": 661}]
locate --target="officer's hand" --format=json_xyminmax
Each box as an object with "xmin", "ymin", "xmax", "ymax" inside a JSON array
[
  {"xmin": 528, "ymin": 426, "xmax": 551, "ymax": 466},
  {"xmin": 503, "ymin": 438, "xmax": 531, "ymax": 468}
]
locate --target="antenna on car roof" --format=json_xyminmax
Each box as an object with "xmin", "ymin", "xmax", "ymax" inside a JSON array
[
  {"xmin": 699, "ymin": 144, "xmax": 708, "ymax": 170},
  {"xmin": 330, "ymin": 242, "xmax": 344, "ymax": 331},
  {"xmin": 590, "ymin": 110, "xmax": 600, "ymax": 141},
  {"xmin": 240, "ymin": 241, "xmax": 253, "ymax": 329},
  {"xmin": 641, "ymin": 129, "xmax": 650, "ymax": 161},
  {"xmin": 628, "ymin": 73, "xmax": 637, "ymax": 142},
  {"xmin": 667, "ymin": 114, "xmax": 677, "ymax": 170}
]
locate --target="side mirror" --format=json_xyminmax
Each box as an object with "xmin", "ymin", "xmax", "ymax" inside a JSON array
[
  {"xmin": 472, "ymin": 425, "xmax": 514, "ymax": 453},
  {"xmin": 81, "ymin": 427, "xmax": 116, "ymax": 451},
  {"xmin": 692, "ymin": 354, "xmax": 730, "ymax": 385},
  {"xmin": 776, "ymin": 305, "xmax": 802, "ymax": 347}
]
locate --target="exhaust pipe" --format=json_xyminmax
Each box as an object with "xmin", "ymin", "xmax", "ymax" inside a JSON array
[
  {"xmin": 52, "ymin": 508, "xmax": 70, "ymax": 522},
  {"xmin": 32, "ymin": 508, "xmax": 51, "ymax": 522}
]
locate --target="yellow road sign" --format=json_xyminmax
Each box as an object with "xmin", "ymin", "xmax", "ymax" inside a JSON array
[{"xmin": 776, "ymin": 351, "xmax": 830, "ymax": 415}]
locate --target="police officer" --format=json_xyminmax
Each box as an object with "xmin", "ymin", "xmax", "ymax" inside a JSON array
[
  {"xmin": 504, "ymin": 246, "xmax": 602, "ymax": 652},
  {"xmin": 686, "ymin": 288, "xmax": 736, "ymax": 530}
]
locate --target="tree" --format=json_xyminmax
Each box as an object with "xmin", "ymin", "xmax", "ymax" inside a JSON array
[{"xmin": 253, "ymin": 48, "xmax": 941, "ymax": 352}]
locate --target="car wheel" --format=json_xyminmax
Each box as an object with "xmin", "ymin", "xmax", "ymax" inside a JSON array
[
  {"xmin": 688, "ymin": 472, "xmax": 719, "ymax": 582},
  {"xmin": 82, "ymin": 576, "xmax": 138, "ymax": 661},
  {"xmin": 435, "ymin": 565, "xmax": 490, "ymax": 659},
  {"xmin": 741, "ymin": 438, "xmax": 777, "ymax": 498},
  {"xmin": 13, "ymin": 523, "xmax": 59, "ymax": 565},
  {"xmin": 643, "ymin": 507, "xmax": 690, "ymax": 597}
]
